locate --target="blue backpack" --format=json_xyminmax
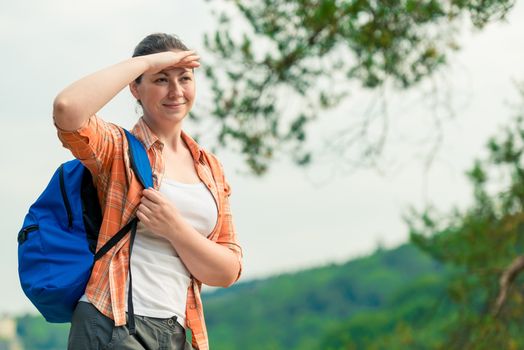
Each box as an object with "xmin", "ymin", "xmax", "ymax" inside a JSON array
[{"xmin": 18, "ymin": 129, "xmax": 153, "ymax": 324}]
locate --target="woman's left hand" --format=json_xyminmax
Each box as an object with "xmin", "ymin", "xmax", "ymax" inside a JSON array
[{"xmin": 136, "ymin": 188, "xmax": 180, "ymax": 239}]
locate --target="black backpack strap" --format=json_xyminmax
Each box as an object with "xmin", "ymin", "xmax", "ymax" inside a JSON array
[{"xmin": 93, "ymin": 218, "xmax": 137, "ymax": 260}]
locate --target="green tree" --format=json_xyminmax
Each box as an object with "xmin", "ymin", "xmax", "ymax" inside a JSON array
[
  {"xmin": 408, "ymin": 90, "xmax": 524, "ymax": 349},
  {"xmin": 202, "ymin": 0, "xmax": 516, "ymax": 174},
  {"xmin": 16, "ymin": 314, "xmax": 69, "ymax": 350}
]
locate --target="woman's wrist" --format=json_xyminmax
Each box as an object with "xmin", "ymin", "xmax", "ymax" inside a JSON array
[
  {"xmin": 129, "ymin": 56, "xmax": 152, "ymax": 77},
  {"xmin": 165, "ymin": 210, "xmax": 185, "ymax": 244}
]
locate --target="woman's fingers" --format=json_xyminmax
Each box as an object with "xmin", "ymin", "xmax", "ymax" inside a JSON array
[
  {"xmin": 175, "ymin": 50, "xmax": 196, "ymax": 58},
  {"xmin": 175, "ymin": 54, "xmax": 200, "ymax": 68},
  {"xmin": 139, "ymin": 191, "xmax": 159, "ymax": 221},
  {"xmin": 140, "ymin": 195, "xmax": 157, "ymax": 209},
  {"xmin": 141, "ymin": 189, "xmax": 173, "ymax": 215},
  {"xmin": 146, "ymin": 50, "xmax": 199, "ymax": 73},
  {"xmin": 142, "ymin": 188, "xmax": 163, "ymax": 201},
  {"xmin": 136, "ymin": 207, "xmax": 150, "ymax": 224},
  {"xmin": 172, "ymin": 51, "xmax": 200, "ymax": 66},
  {"xmin": 138, "ymin": 202, "xmax": 153, "ymax": 216},
  {"xmin": 180, "ymin": 53, "xmax": 199, "ymax": 61}
]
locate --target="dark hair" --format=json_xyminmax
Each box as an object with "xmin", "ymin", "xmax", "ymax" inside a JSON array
[{"xmin": 132, "ymin": 33, "xmax": 189, "ymax": 83}]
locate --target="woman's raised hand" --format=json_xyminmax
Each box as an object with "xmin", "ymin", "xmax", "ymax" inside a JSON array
[{"xmin": 144, "ymin": 50, "xmax": 200, "ymax": 74}]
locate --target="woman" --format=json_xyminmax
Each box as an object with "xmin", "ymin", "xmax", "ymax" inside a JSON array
[{"xmin": 53, "ymin": 33, "xmax": 243, "ymax": 350}]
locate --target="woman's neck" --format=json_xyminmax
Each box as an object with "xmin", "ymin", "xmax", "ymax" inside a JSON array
[{"xmin": 142, "ymin": 116, "xmax": 185, "ymax": 152}]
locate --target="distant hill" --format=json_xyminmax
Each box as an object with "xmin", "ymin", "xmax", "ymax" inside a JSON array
[
  {"xmin": 14, "ymin": 243, "xmax": 453, "ymax": 349},
  {"xmin": 202, "ymin": 243, "xmax": 452, "ymax": 350}
]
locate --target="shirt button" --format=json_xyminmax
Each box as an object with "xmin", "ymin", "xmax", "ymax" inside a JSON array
[{"xmin": 167, "ymin": 319, "xmax": 174, "ymax": 326}]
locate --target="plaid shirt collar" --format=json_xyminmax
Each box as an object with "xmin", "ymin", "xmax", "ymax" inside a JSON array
[{"xmin": 132, "ymin": 117, "xmax": 204, "ymax": 163}]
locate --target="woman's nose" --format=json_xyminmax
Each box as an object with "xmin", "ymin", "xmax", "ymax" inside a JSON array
[{"xmin": 168, "ymin": 82, "xmax": 183, "ymax": 98}]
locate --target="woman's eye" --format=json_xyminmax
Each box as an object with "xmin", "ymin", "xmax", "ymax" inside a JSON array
[
  {"xmin": 155, "ymin": 78, "xmax": 168, "ymax": 83},
  {"xmin": 181, "ymin": 76, "xmax": 192, "ymax": 82}
]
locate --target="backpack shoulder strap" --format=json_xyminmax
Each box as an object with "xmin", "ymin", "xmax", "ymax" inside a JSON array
[
  {"xmin": 93, "ymin": 129, "xmax": 152, "ymax": 260},
  {"xmin": 92, "ymin": 129, "xmax": 153, "ymax": 334},
  {"xmin": 124, "ymin": 129, "xmax": 153, "ymax": 189}
]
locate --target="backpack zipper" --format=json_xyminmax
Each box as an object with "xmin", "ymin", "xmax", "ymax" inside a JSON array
[{"xmin": 59, "ymin": 164, "xmax": 74, "ymax": 229}]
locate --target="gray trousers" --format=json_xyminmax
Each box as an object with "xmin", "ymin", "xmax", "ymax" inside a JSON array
[{"xmin": 68, "ymin": 302, "xmax": 194, "ymax": 350}]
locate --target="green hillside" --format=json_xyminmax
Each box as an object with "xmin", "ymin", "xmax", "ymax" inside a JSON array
[{"xmin": 202, "ymin": 243, "xmax": 451, "ymax": 350}]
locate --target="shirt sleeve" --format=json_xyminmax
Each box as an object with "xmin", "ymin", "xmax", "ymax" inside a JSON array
[
  {"xmin": 215, "ymin": 160, "xmax": 243, "ymax": 282},
  {"xmin": 54, "ymin": 115, "xmax": 121, "ymax": 179}
]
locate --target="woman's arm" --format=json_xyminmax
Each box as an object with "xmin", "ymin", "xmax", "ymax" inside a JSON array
[
  {"xmin": 137, "ymin": 188, "xmax": 241, "ymax": 287},
  {"xmin": 167, "ymin": 216, "xmax": 240, "ymax": 288},
  {"xmin": 53, "ymin": 51, "xmax": 199, "ymax": 131}
]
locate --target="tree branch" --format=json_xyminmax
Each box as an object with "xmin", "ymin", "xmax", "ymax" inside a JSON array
[{"xmin": 492, "ymin": 255, "xmax": 524, "ymax": 317}]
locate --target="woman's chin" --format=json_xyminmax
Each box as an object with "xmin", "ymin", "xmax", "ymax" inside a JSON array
[{"xmin": 158, "ymin": 112, "xmax": 188, "ymax": 124}]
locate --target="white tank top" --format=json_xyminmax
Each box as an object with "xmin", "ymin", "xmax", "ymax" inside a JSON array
[
  {"xmin": 129, "ymin": 178, "xmax": 218, "ymax": 326},
  {"xmin": 80, "ymin": 179, "xmax": 218, "ymax": 327}
]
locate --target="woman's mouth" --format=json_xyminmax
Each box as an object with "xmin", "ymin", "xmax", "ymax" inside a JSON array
[{"xmin": 163, "ymin": 102, "xmax": 186, "ymax": 109}]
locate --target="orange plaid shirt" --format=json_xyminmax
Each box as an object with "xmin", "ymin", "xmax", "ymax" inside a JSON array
[{"xmin": 56, "ymin": 115, "xmax": 242, "ymax": 350}]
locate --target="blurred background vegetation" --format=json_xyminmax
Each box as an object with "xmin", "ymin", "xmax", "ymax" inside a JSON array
[
  {"xmin": 201, "ymin": 0, "xmax": 516, "ymax": 175},
  {"xmin": 5, "ymin": 0, "xmax": 524, "ymax": 349}
]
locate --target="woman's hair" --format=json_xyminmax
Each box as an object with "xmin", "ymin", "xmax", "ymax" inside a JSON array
[{"xmin": 132, "ymin": 33, "xmax": 189, "ymax": 83}]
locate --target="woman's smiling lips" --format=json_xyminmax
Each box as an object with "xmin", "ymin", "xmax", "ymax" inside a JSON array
[{"xmin": 163, "ymin": 102, "xmax": 186, "ymax": 109}]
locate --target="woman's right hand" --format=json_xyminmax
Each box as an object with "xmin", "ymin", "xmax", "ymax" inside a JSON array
[{"xmin": 144, "ymin": 51, "xmax": 200, "ymax": 74}]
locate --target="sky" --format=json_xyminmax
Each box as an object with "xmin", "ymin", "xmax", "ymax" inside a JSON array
[{"xmin": 1, "ymin": 1, "xmax": 524, "ymax": 315}]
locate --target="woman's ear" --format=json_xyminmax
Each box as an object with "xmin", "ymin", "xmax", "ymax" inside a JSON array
[{"xmin": 129, "ymin": 81, "xmax": 140, "ymax": 100}]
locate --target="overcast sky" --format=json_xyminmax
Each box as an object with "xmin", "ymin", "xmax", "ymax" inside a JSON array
[{"xmin": 1, "ymin": 1, "xmax": 524, "ymax": 315}]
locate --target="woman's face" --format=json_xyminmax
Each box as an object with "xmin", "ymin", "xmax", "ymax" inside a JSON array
[{"xmin": 131, "ymin": 64, "xmax": 195, "ymax": 126}]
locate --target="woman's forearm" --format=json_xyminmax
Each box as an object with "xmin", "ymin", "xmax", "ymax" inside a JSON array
[
  {"xmin": 167, "ymin": 218, "xmax": 241, "ymax": 287},
  {"xmin": 53, "ymin": 56, "xmax": 150, "ymax": 131}
]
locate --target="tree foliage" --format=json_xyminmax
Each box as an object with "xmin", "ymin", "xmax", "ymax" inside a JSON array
[
  {"xmin": 16, "ymin": 314, "xmax": 69, "ymax": 350},
  {"xmin": 408, "ymin": 99, "xmax": 524, "ymax": 348},
  {"xmin": 202, "ymin": 0, "xmax": 515, "ymax": 174}
]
